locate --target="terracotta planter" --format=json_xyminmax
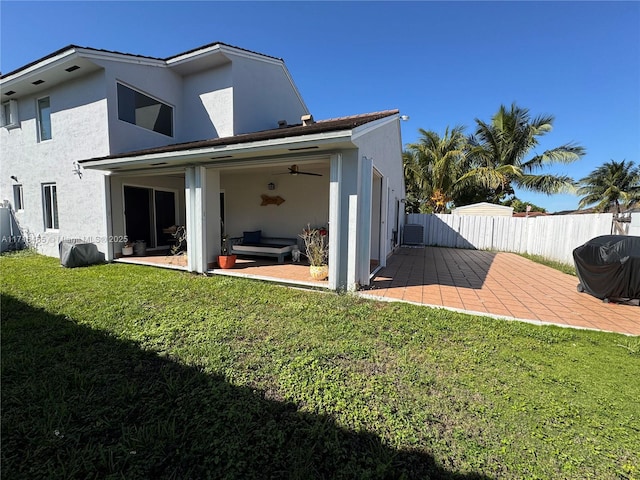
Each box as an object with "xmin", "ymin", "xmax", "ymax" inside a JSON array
[
  {"xmin": 218, "ymin": 255, "xmax": 237, "ymax": 269},
  {"xmin": 309, "ymin": 264, "xmax": 328, "ymax": 280}
]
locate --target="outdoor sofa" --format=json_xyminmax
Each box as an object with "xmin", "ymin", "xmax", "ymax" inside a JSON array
[{"xmin": 229, "ymin": 230, "xmax": 297, "ymax": 263}]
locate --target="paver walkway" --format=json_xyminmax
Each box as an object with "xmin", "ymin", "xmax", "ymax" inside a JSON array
[{"xmin": 361, "ymin": 246, "xmax": 640, "ymax": 336}]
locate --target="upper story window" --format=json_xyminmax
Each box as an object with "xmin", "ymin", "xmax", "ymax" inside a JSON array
[
  {"xmin": 117, "ymin": 83, "xmax": 173, "ymax": 137},
  {"xmin": 37, "ymin": 96, "xmax": 52, "ymax": 141},
  {"xmin": 42, "ymin": 183, "xmax": 59, "ymax": 230},
  {"xmin": 1, "ymin": 99, "xmax": 19, "ymax": 129},
  {"xmin": 13, "ymin": 184, "xmax": 24, "ymax": 211}
]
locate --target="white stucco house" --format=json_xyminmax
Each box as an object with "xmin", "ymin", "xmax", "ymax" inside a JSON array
[{"xmin": 0, "ymin": 42, "xmax": 405, "ymax": 290}]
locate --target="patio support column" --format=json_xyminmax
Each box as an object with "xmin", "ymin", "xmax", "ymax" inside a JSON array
[
  {"xmin": 185, "ymin": 166, "xmax": 207, "ymax": 273},
  {"xmin": 103, "ymin": 175, "xmax": 114, "ymax": 262},
  {"xmin": 330, "ymin": 150, "xmax": 360, "ymax": 291},
  {"xmin": 347, "ymin": 195, "xmax": 358, "ymax": 291},
  {"xmin": 328, "ymin": 153, "xmax": 342, "ymax": 290}
]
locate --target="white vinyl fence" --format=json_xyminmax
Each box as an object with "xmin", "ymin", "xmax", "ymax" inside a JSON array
[{"xmin": 405, "ymin": 213, "xmax": 616, "ymax": 265}]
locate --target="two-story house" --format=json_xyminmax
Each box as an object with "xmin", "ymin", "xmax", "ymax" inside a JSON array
[{"xmin": 1, "ymin": 42, "xmax": 405, "ymax": 291}]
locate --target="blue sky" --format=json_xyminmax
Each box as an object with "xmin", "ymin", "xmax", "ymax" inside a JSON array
[{"xmin": 2, "ymin": 1, "xmax": 638, "ymax": 212}]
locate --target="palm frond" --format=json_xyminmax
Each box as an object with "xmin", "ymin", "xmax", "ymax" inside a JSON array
[
  {"xmin": 517, "ymin": 174, "xmax": 577, "ymax": 194},
  {"xmin": 522, "ymin": 144, "xmax": 585, "ymax": 171},
  {"xmin": 577, "ymin": 160, "xmax": 640, "ymax": 211}
]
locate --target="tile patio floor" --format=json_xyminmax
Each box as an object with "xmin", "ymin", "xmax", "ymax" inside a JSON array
[
  {"xmin": 117, "ymin": 254, "xmax": 329, "ymax": 287},
  {"xmin": 361, "ymin": 246, "xmax": 640, "ymax": 336}
]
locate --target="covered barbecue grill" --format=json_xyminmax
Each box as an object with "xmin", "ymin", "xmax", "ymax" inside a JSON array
[
  {"xmin": 572, "ymin": 235, "xmax": 640, "ymax": 303},
  {"xmin": 59, "ymin": 240, "xmax": 105, "ymax": 268}
]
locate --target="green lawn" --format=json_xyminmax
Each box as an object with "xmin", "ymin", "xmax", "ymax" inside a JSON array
[
  {"xmin": 1, "ymin": 253, "xmax": 638, "ymax": 479},
  {"xmin": 517, "ymin": 253, "xmax": 577, "ymax": 276}
]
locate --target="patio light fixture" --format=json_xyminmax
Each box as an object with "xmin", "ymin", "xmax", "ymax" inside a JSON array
[{"xmin": 268, "ymin": 182, "xmax": 276, "ymax": 190}]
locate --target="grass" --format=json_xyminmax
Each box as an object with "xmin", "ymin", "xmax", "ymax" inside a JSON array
[
  {"xmin": 2, "ymin": 252, "xmax": 639, "ymax": 479},
  {"xmin": 517, "ymin": 252, "xmax": 577, "ymax": 276}
]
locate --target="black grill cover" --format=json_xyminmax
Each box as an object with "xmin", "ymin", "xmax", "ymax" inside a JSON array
[
  {"xmin": 572, "ymin": 235, "xmax": 640, "ymax": 301},
  {"xmin": 59, "ymin": 240, "xmax": 105, "ymax": 268}
]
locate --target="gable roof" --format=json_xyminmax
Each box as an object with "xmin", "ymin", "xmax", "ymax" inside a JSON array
[
  {"xmin": 80, "ymin": 110, "xmax": 400, "ymax": 169},
  {"xmin": 1, "ymin": 41, "xmax": 280, "ymax": 80},
  {"xmin": 1, "ymin": 42, "xmax": 294, "ymax": 102}
]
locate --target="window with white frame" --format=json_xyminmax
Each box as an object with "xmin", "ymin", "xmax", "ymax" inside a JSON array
[
  {"xmin": 117, "ymin": 83, "xmax": 173, "ymax": 137},
  {"xmin": 13, "ymin": 184, "xmax": 23, "ymax": 211},
  {"xmin": 1, "ymin": 99, "xmax": 19, "ymax": 129},
  {"xmin": 37, "ymin": 96, "xmax": 52, "ymax": 141},
  {"xmin": 42, "ymin": 183, "xmax": 59, "ymax": 230}
]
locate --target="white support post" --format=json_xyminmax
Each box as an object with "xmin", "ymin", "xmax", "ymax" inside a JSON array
[
  {"xmin": 194, "ymin": 166, "xmax": 207, "ymax": 273},
  {"xmin": 185, "ymin": 167, "xmax": 207, "ymax": 273},
  {"xmin": 328, "ymin": 153, "xmax": 342, "ymax": 290},
  {"xmin": 185, "ymin": 167, "xmax": 197, "ymax": 272},
  {"xmin": 347, "ymin": 195, "xmax": 358, "ymax": 291},
  {"xmin": 103, "ymin": 175, "xmax": 114, "ymax": 262}
]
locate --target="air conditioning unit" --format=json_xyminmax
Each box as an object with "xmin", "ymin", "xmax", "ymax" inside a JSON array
[{"xmin": 402, "ymin": 224, "xmax": 424, "ymax": 246}]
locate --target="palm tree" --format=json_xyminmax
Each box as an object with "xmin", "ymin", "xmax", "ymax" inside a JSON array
[
  {"xmin": 403, "ymin": 126, "xmax": 468, "ymax": 213},
  {"xmin": 458, "ymin": 103, "xmax": 585, "ymax": 202},
  {"xmin": 577, "ymin": 160, "xmax": 640, "ymax": 213}
]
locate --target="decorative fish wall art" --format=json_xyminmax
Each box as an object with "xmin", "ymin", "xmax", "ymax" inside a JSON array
[{"xmin": 261, "ymin": 194, "xmax": 285, "ymax": 206}]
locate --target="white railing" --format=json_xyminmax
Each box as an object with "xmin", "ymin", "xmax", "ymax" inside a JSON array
[{"xmin": 405, "ymin": 213, "xmax": 616, "ymax": 265}]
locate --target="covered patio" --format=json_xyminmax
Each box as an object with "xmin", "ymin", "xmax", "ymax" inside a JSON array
[
  {"xmin": 116, "ymin": 253, "xmax": 330, "ymax": 288},
  {"xmin": 81, "ymin": 110, "xmax": 406, "ymax": 292}
]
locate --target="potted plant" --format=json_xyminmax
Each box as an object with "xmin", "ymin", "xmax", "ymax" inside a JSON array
[
  {"xmin": 217, "ymin": 235, "xmax": 237, "ymax": 269},
  {"xmin": 122, "ymin": 241, "xmax": 134, "ymax": 256},
  {"xmin": 299, "ymin": 224, "xmax": 329, "ymax": 280}
]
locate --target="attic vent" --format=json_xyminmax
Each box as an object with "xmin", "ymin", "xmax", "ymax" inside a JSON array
[
  {"xmin": 65, "ymin": 65, "xmax": 80, "ymax": 72},
  {"xmin": 4, "ymin": 91, "xmax": 16, "ymax": 96},
  {"xmin": 32, "ymin": 79, "xmax": 45, "ymax": 85},
  {"xmin": 301, "ymin": 114, "xmax": 315, "ymax": 126},
  {"xmin": 278, "ymin": 120, "xmax": 288, "ymax": 128},
  {"xmin": 288, "ymin": 145, "xmax": 319, "ymax": 152}
]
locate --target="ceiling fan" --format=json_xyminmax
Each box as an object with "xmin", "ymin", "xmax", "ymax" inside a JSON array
[{"xmin": 278, "ymin": 164, "xmax": 323, "ymax": 176}]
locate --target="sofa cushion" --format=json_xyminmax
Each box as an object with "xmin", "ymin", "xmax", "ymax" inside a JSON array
[{"xmin": 242, "ymin": 230, "xmax": 262, "ymax": 244}]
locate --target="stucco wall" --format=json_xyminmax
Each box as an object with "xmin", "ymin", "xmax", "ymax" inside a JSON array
[
  {"xmin": 181, "ymin": 62, "xmax": 234, "ymax": 141},
  {"xmin": 0, "ymin": 70, "xmax": 111, "ymax": 257},
  {"xmin": 352, "ymin": 118, "xmax": 405, "ymax": 257},
  {"xmin": 220, "ymin": 164, "xmax": 329, "ymax": 241},
  {"xmin": 95, "ymin": 58, "xmax": 183, "ymax": 154},
  {"xmin": 230, "ymin": 54, "xmax": 308, "ymax": 134}
]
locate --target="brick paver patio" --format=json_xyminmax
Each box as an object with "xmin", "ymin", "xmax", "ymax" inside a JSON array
[{"xmin": 361, "ymin": 246, "xmax": 640, "ymax": 336}]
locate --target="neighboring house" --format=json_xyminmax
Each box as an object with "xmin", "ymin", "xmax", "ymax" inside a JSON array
[
  {"xmin": 451, "ymin": 202, "xmax": 513, "ymax": 217},
  {"xmin": 512, "ymin": 211, "xmax": 548, "ymax": 218},
  {"xmin": 0, "ymin": 42, "xmax": 405, "ymax": 291}
]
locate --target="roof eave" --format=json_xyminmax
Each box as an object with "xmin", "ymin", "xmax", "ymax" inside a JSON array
[
  {"xmin": 80, "ymin": 130, "xmax": 357, "ymax": 171},
  {"xmin": 1, "ymin": 46, "xmax": 166, "ymax": 98}
]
